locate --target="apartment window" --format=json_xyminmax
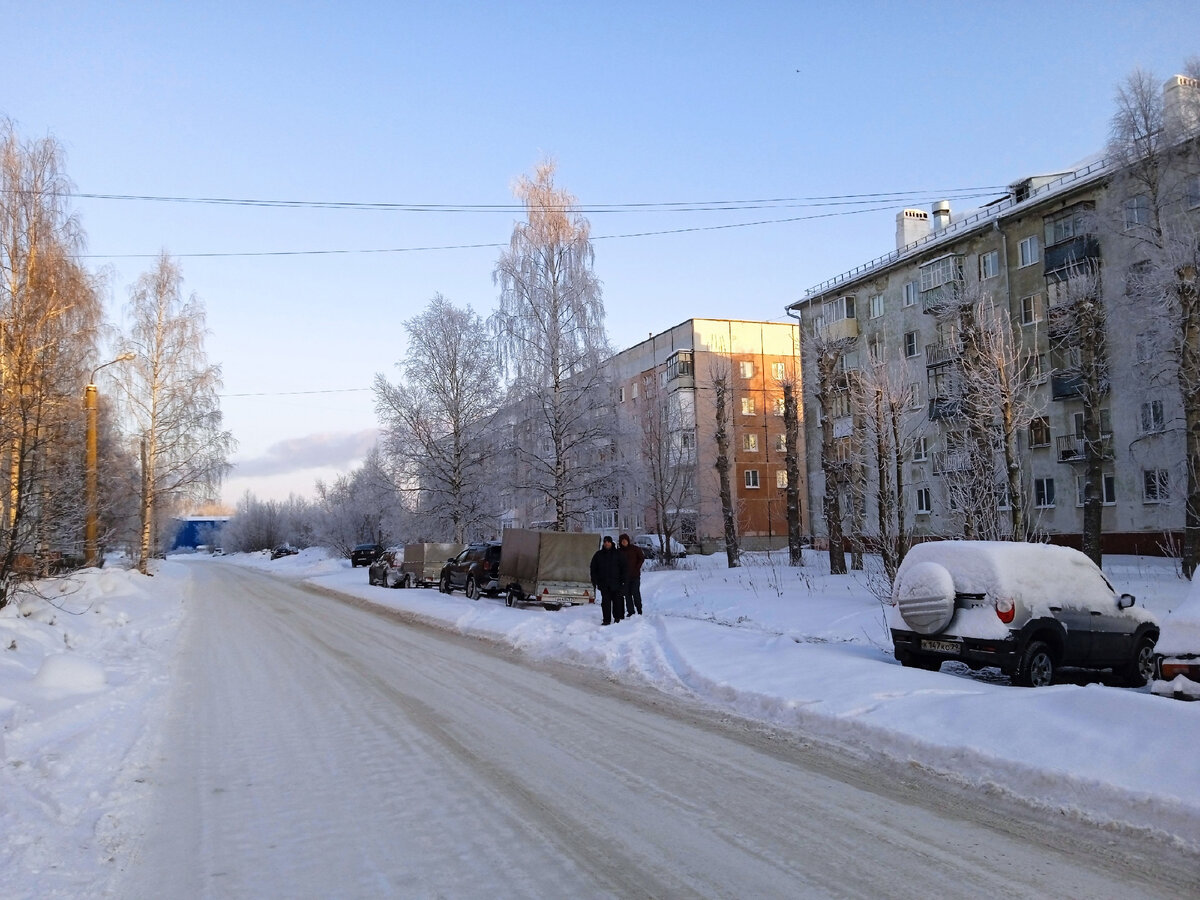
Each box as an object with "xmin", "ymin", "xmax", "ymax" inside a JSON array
[
  {"xmin": 1072, "ymin": 409, "xmax": 1112, "ymax": 438},
  {"xmin": 739, "ymin": 361, "xmax": 755, "ymax": 378},
  {"xmin": 840, "ymin": 349, "xmax": 860, "ymax": 373},
  {"xmin": 920, "ymin": 255, "xmax": 964, "ymax": 292},
  {"xmin": 1020, "ymin": 293, "xmax": 1043, "ymax": 325},
  {"xmin": 776, "ymin": 470, "xmax": 789, "ymax": 489},
  {"xmin": 1018, "ymin": 235, "xmax": 1040, "ymax": 268},
  {"xmin": 773, "ymin": 396, "xmax": 786, "ymax": 417},
  {"xmin": 1123, "ymin": 194, "xmax": 1151, "ymax": 229},
  {"xmin": 1136, "ymin": 332, "xmax": 1156, "ymax": 364},
  {"xmin": 1076, "ymin": 474, "xmax": 1116, "ymax": 506},
  {"xmin": 907, "ymin": 382, "xmax": 922, "ymax": 410},
  {"xmin": 742, "ymin": 433, "xmax": 759, "ymax": 452},
  {"xmin": 1034, "ymin": 477, "xmax": 1056, "ymax": 508},
  {"xmin": 912, "ymin": 436, "xmax": 928, "ymax": 462},
  {"xmin": 632, "ymin": 381, "xmax": 639, "ymax": 399},
  {"xmin": 823, "ymin": 295, "xmax": 856, "ymax": 321},
  {"xmin": 1029, "ymin": 417, "xmax": 1050, "ymax": 448},
  {"xmin": 619, "ymin": 386, "xmax": 626, "ymax": 402},
  {"xmin": 1140, "ymin": 400, "xmax": 1165, "ymax": 434},
  {"xmin": 996, "ymin": 483, "xmax": 1010, "ymax": 510},
  {"xmin": 915, "ymin": 487, "xmax": 932, "ymax": 515},
  {"xmin": 1143, "ymin": 468, "xmax": 1170, "ymax": 503},
  {"xmin": 904, "ymin": 331, "xmax": 920, "ymax": 358},
  {"xmin": 666, "ymin": 351, "xmax": 693, "ymax": 381},
  {"xmin": 903, "ymin": 281, "xmax": 919, "ymax": 307},
  {"xmin": 979, "ymin": 250, "xmax": 1000, "ymax": 280},
  {"xmin": 867, "ymin": 337, "xmax": 883, "ymax": 363},
  {"xmin": 771, "ymin": 361, "xmax": 787, "ymax": 381},
  {"xmin": 741, "ymin": 397, "xmax": 756, "ymax": 415},
  {"xmin": 869, "ymin": 294, "xmax": 884, "ymax": 318},
  {"xmin": 744, "ymin": 469, "xmax": 760, "ymax": 489},
  {"xmin": 1024, "ymin": 352, "xmax": 1048, "ymax": 383},
  {"xmin": 776, "ymin": 433, "xmax": 787, "ymax": 452}
]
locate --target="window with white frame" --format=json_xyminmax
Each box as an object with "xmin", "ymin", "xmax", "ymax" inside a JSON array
[
  {"xmin": 912, "ymin": 436, "xmax": 927, "ymax": 461},
  {"xmin": 744, "ymin": 469, "xmax": 760, "ymax": 489},
  {"xmin": 773, "ymin": 396, "xmax": 785, "ymax": 416},
  {"xmin": 619, "ymin": 386, "xmax": 626, "ymax": 402},
  {"xmin": 741, "ymin": 397, "xmax": 756, "ymax": 415},
  {"xmin": 1034, "ymin": 477, "xmax": 1056, "ymax": 508},
  {"xmin": 1020, "ymin": 293, "xmax": 1043, "ymax": 325},
  {"xmin": 823, "ymin": 295, "xmax": 855, "ymax": 322},
  {"xmin": 1029, "ymin": 417, "xmax": 1051, "ymax": 448},
  {"xmin": 1045, "ymin": 204, "xmax": 1091, "ymax": 246},
  {"xmin": 869, "ymin": 294, "xmax": 884, "ymax": 318},
  {"xmin": 907, "ymin": 382, "xmax": 922, "ymax": 410},
  {"xmin": 1076, "ymin": 473, "xmax": 1116, "ymax": 506},
  {"xmin": 776, "ymin": 469, "xmax": 788, "ymax": 489},
  {"xmin": 1072, "ymin": 409, "xmax": 1112, "ymax": 438},
  {"xmin": 996, "ymin": 483, "xmax": 1010, "ymax": 510},
  {"xmin": 742, "ymin": 433, "xmax": 759, "ymax": 452},
  {"xmin": 1024, "ymin": 352, "xmax": 1048, "ymax": 383},
  {"xmin": 1124, "ymin": 194, "xmax": 1151, "ymax": 229},
  {"xmin": 1018, "ymin": 235, "xmax": 1040, "ymax": 268},
  {"xmin": 739, "ymin": 361, "xmax": 755, "ymax": 378},
  {"xmin": 771, "ymin": 361, "xmax": 786, "ymax": 381},
  {"xmin": 979, "ymin": 250, "xmax": 1000, "ymax": 280},
  {"xmin": 904, "ymin": 331, "xmax": 920, "ymax": 358},
  {"xmin": 1143, "ymin": 468, "xmax": 1169, "ymax": 503},
  {"xmin": 632, "ymin": 381, "xmax": 639, "ymax": 399},
  {"xmin": 776, "ymin": 433, "xmax": 787, "ymax": 452},
  {"xmin": 1140, "ymin": 399, "xmax": 1165, "ymax": 433},
  {"xmin": 903, "ymin": 281, "xmax": 919, "ymax": 307},
  {"xmin": 915, "ymin": 487, "xmax": 932, "ymax": 514},
  {"xmin": 920, "ymin": 255, "xmax": 964, "ymax": 292},
  {"xmin": 867, "ymin": 337, "xmax": 882, "ymax": 363}
]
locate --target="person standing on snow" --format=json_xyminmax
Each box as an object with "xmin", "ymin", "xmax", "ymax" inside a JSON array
[
  {"xmin": 618, "ymin": 533, "xmax": 645, "ymax": 617},
  {"xmin": 590, "ymin": 535, "xmax": 628, "ymax": 626}
]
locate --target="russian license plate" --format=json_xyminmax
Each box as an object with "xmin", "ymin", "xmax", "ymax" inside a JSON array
[{"xmin": 921, "ymin": 639, "xmax": 961, "ymax": 655}]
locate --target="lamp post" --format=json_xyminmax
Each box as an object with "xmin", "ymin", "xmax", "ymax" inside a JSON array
[{"xmin": 85, "ymin": 353, "xmax": 134, "ymax": 567}]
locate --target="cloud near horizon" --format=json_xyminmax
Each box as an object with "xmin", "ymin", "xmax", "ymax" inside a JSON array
[{"xmin": 230, "ymin": 429, "xmax": 380, "ymax": 478}]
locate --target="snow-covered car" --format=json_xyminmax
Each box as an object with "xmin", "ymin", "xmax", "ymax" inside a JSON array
[
  {"xmin": 270, "ymin": 544, "xmax": 299, "ymax": 560},
  {"xmin": 350, "ymin": 542, "xmax": 384, "ymax": 567},
  {"xmin": 1151, "ymin": 577, "xmax": 1200, "ymax": 701},
  {"xmin": 890, "ymin": 541, "xmax": 1158, "ymax": 687},
  {"xmin": 367, "ymin": 549, "xmax": 404, "ymax": 588},
  {"xmin": 634, "ymin": 534, "xmax": 687, "ymax": 560}
]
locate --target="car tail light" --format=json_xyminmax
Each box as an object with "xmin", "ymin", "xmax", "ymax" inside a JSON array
[
  {"xmin": 995, "ymin": 597, "xmax": 1016, "ymax": 624},
  {"xmin": 1161, "ymin": 661, "xmax": 1200, "ymax": 680}
]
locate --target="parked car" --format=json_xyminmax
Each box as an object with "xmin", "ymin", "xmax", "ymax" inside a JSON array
[
  {"xmin": 634, "ymin": 533, "xmax": 688, "ymax": 561},
  {"xmin": 1151, "ymin": 579, "xmax": 1200, "ymax": 700},
  {"xmin": 271, "ymin": 544, "xmax": 299, "ymax": 560},
  {"xmin": 890, "ymin": 541, "xmax": 1158, "ymax": 687},
  {"xmin": 368, "ymin": 549, "xmax": 405, "ymax": 588},
  {"xmin": 439, "ymin": 541, "xmax": 503, "ymax": 599},
  {"xmin": 350, "ymin": 542, "xmax": 385, "ymax": 567}
]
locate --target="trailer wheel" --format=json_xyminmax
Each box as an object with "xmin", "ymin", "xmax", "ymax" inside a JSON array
[
  {"xmin": 505, "ymin": 588, "xmax": 520, "ymax": 608},
  {"xmin": 543, "ymin": 602, "xmax": 563, "ymax": 611}
]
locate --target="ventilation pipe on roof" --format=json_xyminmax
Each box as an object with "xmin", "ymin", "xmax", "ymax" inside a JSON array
[
  {"xmin": 896, "ymin": 208, "xmax": 930, "ymax": 249},
  {"xmin": 1163, "ymin": 73, "xmax": 1200, "ymax": 136},
  {"xmin": 931, "ymin": 200, "xmax": 952, "ymax": 231}
]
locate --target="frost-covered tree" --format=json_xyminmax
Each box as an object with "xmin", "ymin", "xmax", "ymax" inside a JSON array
[
  {"xmin": 636, "ymin": 369, "xmax": 695, "ymax": 564},
  {"xmin": 313, "ymin": 447, "xmax": 400, "ymax": 557},
  {"xmin": 118, "ymin": 253, "xmax": 233, "ymax": 572},
  {"xmin": 1107, "ymin": 61, "xmax": 1200, "ymax": 576},
  {"xmin": 0, "ymin": 121, "xmax": 102, "ymax": 603},
  {"xmin": 806, "ymin": 328, "xmax": 855, "ymax": 575},
  {"xmin": 708, "ymin": 355, "xmax": 740, "ymax": 568},
  {"xmin": 375, "ymin": 294, "xmax": 500, "ymax": 542},
  {"xmin": 491, "ymin": 160, "xmax": 612, "ymax": 530},
  {"xmin": 778, "ymin": 362, "xmax": 806, "ymax": 566}
]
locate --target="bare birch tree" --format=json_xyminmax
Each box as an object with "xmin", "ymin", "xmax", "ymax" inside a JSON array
[
  {"xmin": 806, "ymin": 329, "xmax": 854, "ymax": 575},
  {"xmin": 0, "ymin": 121, "xmax": 102, "ymax": 604},
  {"xmin": 491, "ymin": 160, "xmax": 612, "ymax": 531},
  {"xmin": 709, "ymin": 355, "xmax": 740, "ymax": 567},
  {"xmin": 374, "ymin": 294, "xmax": 499, "ymax": 542},
  {"xmin": 119, "ymin": 253, "xmax": 233, "ymax": 572},
  {"xmin": 1108, "ymin": 61, "xmax": 1200, "ymax": 576},
  {"xmin": 778, "ymin": 364, "xmax": 805, "ymax": 565}
]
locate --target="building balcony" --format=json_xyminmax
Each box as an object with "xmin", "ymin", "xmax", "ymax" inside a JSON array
[
  {"xmin": 925, "ymin": 341, "xmax": 962, "ymax": 367},
  {"xmin": 819, "ymin": 317, "xmax": 859, "ymax": 343},
  {"xmin": 928, "ymin": 396, "xmax": 964, "ymax": 420},
  {"xmin": 1044, "ymin": 235, "xmax": 1100, "ymax": 276},
  {"xmin": 921, "ymin": 285, "xmax": 963, "ymax": 315},
  {"xmin": 1056, "ymin": 434, "xmax": 1114, "ymax": 463},
  {"xmin": 1046, "ymin": 304, "xmax": 1076, "ymax": 338},
  {"xmin": 932, "ymin": 449, "xmax": 972, "ymax": 475},
  {"xmin": 1050, "ymin": 371, "xmax": 1085, "ymax": 400}
]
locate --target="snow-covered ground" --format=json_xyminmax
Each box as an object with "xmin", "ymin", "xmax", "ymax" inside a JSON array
[{"xmin": 1, "ymin": 547, "xmax": 1198, "ymax": 897}]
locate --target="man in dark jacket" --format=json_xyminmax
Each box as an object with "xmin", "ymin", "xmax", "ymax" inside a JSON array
[
  {"xmin": 618, "ymin": 533, "xmax": 645, "ymax": 616},
  {"xmin": 590, "ymin": 535, "xmax": 628, "ymax": 625}
]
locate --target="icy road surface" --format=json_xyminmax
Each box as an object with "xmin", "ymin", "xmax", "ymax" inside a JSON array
[{"xmin": 114, "ymin": 564, "xmax": 1196, "ymax": 899}]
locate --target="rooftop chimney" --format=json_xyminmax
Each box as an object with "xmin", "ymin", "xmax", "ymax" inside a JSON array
[
  {"xmin": 1163, "ymin": 73, "xmax": 1200, "ymax": 136},
  {"xmin": 930, "ymin": 200, "xmax": 952, "ymax": 232},
  {"xmin": 896, "ymin": 208, "xmax": 930, "ymax": 249}
]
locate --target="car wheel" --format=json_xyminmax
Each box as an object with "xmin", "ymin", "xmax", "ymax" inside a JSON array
[
  {"xmin": 440, "ymin": 574, "xmax": 451, "ymax": 594},
  {"xmin": 505, "ymin": 588, "xmax": 519, "ymax": 608},
  {"xmin": 899, "ymin": 654, "xmax": 942, "ymax": 672},
  {"xmin": 466, "ymin": 577, "xmax": 480, "ymax": 600},
  {"xmin": 1015, "ymin": 640, "xmax": 1056, "ymax": 687},
  {"xmin": 1122, "ymin": 634, "xmax": 1157, "ymax": 687}
]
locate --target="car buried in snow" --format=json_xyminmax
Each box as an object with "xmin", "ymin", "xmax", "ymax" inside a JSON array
[
  {"xmin": 889, "ymin": 541, "xmax": 1158, "ymax": 687},
  {"xmin": 1151, "ymin": 578, "xmax": 1200, "ymax": 700}
]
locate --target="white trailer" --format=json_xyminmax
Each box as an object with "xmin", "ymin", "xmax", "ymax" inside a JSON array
[{"xmin": 499, "ymin": 529, "xmax": 600, "ymax": 610}]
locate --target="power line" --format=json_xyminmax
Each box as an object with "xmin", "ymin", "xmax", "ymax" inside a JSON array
[{"xmin": 221, "ymin": 387, "xmax": 372, "ymax": 398}]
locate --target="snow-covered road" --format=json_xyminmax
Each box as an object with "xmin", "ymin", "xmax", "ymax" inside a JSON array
[{"xmin": 109, "ymin": 564, "xmax": 1196, "ymax": 899}]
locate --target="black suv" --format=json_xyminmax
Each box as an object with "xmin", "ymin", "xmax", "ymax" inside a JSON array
[
  {"xmin": 350, "ymin": 542, "xmax": 385, "ymax": 567},
  {"xmin": 439, "ymin": 542, "xmax": 502, "ymax": 599}
]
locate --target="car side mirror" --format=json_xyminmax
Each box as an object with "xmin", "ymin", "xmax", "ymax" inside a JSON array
[{"xmin": 1117, "ymin": 592, "xmax": 1136, "ymax": 610}]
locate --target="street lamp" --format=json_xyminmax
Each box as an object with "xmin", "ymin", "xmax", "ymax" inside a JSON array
[{"xmin": 85, "ymin": 353, "xmax": 135, "ymax": 567}]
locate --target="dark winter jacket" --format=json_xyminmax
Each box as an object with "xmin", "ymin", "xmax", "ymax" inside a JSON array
[
  {"xmin": 590, "ymin": 544, "xmax": 628, "ymax": 592},
  {"xmin": 618, "ymin": 533, "xmax": 645, "ymax": 578}
]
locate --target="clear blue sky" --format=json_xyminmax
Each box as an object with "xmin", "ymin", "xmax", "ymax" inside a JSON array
[{"xmin": 2, "ymin": 2, "xmax": 1196, "ymax": 505}]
